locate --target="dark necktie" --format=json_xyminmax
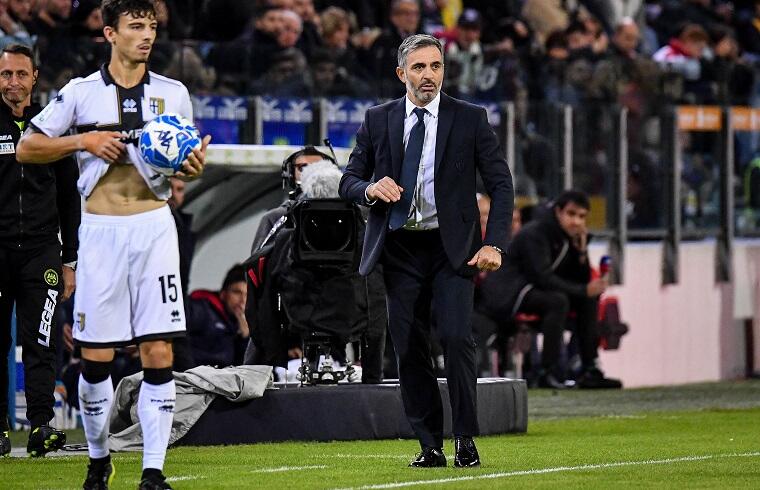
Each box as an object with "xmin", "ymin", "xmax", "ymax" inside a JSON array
[{"xmin": 389, "ymin": 107, "xmax": 426, "ymax": 230}]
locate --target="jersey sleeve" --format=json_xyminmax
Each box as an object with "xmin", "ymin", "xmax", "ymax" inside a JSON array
[
  {"xmin": 30, "ymin": 81, "xmax": 77, "ymax": 137},
  {"xmin": 178, "ymin": 84, "xmax": 193, "ymax": 123}
]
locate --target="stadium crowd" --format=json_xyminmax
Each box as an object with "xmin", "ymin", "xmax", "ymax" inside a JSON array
[{"xmin": 0, "ymin": 0, "xmax": 757, "ymax": 106}]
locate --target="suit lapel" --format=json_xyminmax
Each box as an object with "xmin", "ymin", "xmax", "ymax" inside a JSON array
[
  {"xmin": 434, "ymin": 93, "xmax": 454, "ymax": 173},
  {"xmin": 388, "ymin": 98, "xmax": 405, "ymax": 179}
]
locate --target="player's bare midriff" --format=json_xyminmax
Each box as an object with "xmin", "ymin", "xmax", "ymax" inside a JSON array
[{"xmin": 86, "ymin": 163, "xmax": 164, "ymax": 215}]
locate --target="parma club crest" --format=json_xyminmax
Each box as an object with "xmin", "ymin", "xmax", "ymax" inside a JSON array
[{"xmin": 149, "ymin": 97, "xmax": 165, "ymax": 115}]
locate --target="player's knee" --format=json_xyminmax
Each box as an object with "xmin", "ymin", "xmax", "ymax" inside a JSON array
[{"xmin": 139, "ymin": 339, "xmax": 173, "ymax": 367}]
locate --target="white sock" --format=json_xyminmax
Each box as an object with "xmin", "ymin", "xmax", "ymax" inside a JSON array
[
  {"xmin": 138, "ymin": 379, "xmax": 176, "ymax": 471},
  {"xmin": 78, "ymin": 375, "xmax": 114, "ymax": 460}
]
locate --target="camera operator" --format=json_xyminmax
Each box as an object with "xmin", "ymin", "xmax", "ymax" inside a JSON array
[
  {"xmin": 245, "ymin": 147, "xmax": 387, "ymax": 384},
  {"xmin": 478, "ymin": 190, "xmax": 622, "ymax": 389},
  {"xmin": 250, "ymin": 146, "xmax": 330, "ymax": 253}
]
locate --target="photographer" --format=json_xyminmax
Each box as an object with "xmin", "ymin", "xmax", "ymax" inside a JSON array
[
  {"xmin": 245, "ymin": 148, "xmax": 386, "ymax": 384},
  {"xmin": 479, "ymin": 190, "xmax": 621, "ymax": 389}
]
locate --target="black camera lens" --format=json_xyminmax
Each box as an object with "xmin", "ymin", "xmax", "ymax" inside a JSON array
[{"xmin": 302, "ymin": 210, "xmax": 353, "ymax": 252}]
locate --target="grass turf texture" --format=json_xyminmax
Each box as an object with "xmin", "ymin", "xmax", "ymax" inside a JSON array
[{"xmin": 1, "ymin": 380, "xmax": 759, "ymax": 489}]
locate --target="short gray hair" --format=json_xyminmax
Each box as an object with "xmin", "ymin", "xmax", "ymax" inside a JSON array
[{"xmin": 397, "ymin": 34, "xmax": 443, "ymax": 68}]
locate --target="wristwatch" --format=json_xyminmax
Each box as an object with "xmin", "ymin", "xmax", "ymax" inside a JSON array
[{"xmin": 486, "ymin": 245, "xmax": 504, "ymax": 255}]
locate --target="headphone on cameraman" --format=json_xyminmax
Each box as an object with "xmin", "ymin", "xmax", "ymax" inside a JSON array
[{"xmin": 281, "ymin": 140, "xmax": 339, "ymax": 191}]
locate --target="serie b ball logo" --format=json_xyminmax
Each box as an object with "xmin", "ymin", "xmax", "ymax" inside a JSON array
[{"xmin": 139, "ymin": 113, "xmax": 201, "ymax": 175}]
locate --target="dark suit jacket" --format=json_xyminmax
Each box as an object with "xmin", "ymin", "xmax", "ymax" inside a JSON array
[{"xmin": 339, "ymin": 93, "xmax": 514, "ymax": 276}]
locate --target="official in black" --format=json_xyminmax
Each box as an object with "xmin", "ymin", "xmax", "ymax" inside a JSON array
[
  {"xmin": 0, "ymin": 44, "xmax": 79, "ymax": 456},
  {"xmin": 339, "ymin": 34, "xmax": 513, "ymax": 467}
]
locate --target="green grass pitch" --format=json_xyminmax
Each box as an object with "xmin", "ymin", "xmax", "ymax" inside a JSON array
[{"xmin": 2, "ymin": 380, "xmax": 759, "ymax": 489}]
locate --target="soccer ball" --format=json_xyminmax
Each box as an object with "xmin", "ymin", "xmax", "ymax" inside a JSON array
[{"xmin": 139, "ymin": 113, "xmax": 201, "ymax": 175}]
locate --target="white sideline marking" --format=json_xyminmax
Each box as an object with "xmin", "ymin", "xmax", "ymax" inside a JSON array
[
  {"xmin": 251, "ymin": 465, "xmax": 328, "ymax": 473},
  {"xmin": 334, "ymin": 451, "xmax": 760, "ymax": 490},
  {"xmin": 322, "ymin": 454, "xmax": 409, "ymax": 460},
  {"xmin": 166, "ymin": 475, "xmax": 205, "ymax": 482}
]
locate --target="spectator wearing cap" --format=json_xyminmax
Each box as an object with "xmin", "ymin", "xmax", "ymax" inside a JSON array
[
  {"xmin": 442, "ymin": 8, "xmax": 525, "ymax": 101},
  {"xmin": 442, "ymin": 9, "xmax": 485, "ymax": 98}
]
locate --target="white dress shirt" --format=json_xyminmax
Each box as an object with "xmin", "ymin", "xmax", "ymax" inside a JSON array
[{"xmin": 401, "ymin": 92, "xmax": 440, "ymax": 230}]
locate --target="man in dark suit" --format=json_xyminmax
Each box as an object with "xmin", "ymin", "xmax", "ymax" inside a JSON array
[{"xmin": 339, "ymin": 34, "xmax": 513, "ymax": 468}]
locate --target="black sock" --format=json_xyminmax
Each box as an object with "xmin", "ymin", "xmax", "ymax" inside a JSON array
[
  {"xmin": 90, "ymin": 454, "xmax": 111, "ymax": 466},
  {"xmin": 142, "ymin": 467, "xmax": 163, "ymax": 479}
]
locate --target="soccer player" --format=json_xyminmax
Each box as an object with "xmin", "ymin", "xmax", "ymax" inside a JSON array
[{"xmin": 16, "ymin": 1, "xmax": 210, "ymax": 489}]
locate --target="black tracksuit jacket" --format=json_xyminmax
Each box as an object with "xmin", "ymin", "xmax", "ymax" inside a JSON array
[{"xmin": 0, "ymin": 100, "xmax": 79, "ymax": 262}]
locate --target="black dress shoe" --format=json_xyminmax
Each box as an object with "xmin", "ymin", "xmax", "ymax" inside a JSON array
[
  {"xmin": 577, "ymin": 367, "xmax": 622, "ymax": 389},
  {"xmin": 409, "ymin": 446, "xmax": 447, "ymax": 467},
  {"xmin": 454, "ymin": 436, "xmax": 481, "ymax": 468},
  {"xmin": 537, "ymin": 372, "xmax": 567, "ymax": 390}
]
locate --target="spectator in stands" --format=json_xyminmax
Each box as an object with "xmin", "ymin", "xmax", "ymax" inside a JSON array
[
  {"xmin": 653, "ymin": 23, "xmax": 711, "ymax": 102},
  {"xmin": 442, "ymin": 9, "xmax": 485, "ymax": 98},
  {"xmin": 248, "ymin": 47, "xmax": 308, "ymax": 95},
  {"xmin": 478, "ymin": 190, "xmax": 622, "ymax": 389},
  {"xmin": 368, "ymin": 0, "xmax": 420, "ymax": 97},
  {"xmin": 443, "ymin": 8, "xmax": 526, "ymax": 101},
  {"xmin": 69, "ymin": 0, "xmax": 108, "ymax": 76},
  {"xmin": 589, "ymin": 18, "xmax": 661, "ymax": 121},
  {"xmin": 279, "ymin": 9, "xmax": 303, "ymax": 48},
  {"xmin": 709, "ymin": 27, "xmax": 755, "ymax": 105},
  {"xmin": 321, "ymin": 6, "xmax": 367, "ymax": 78},
  {"xmin": 736, "ymin": 0, "xmax": 760, "ymax": 56},
  {"xmin": 0, "ymin": 0, "xmax": 33, "ymax": 45},
  {"xmin": 293, "ymin": 0, "xmax": 322, "ymax": 57},
  {"xmin": 187, "ymin": 265, "xmax": 250, "ymax": 367}
]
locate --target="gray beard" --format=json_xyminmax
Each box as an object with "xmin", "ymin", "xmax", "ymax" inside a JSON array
[{"xmin": 408, "ymin": 81, "xmax": 438, "ymax": 104}]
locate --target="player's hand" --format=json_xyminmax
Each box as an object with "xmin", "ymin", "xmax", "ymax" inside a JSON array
[
  {"xmin": 366, "ymin": 176, "xmax": 403, "ymax": 203},
  {"xmin": 80, "ymin": 131, "xmax": 126, "ymax": 163},
  {"xmin": 176, "ymin": 134, "xmax": 211, "ymax": 180},
  {"xmin": 62, "ymin": 265, "xmax": 76, "ymax": 301},
  {"xmin": 467, "ymin": 246, "xmax": 502, "ymax": 272}
]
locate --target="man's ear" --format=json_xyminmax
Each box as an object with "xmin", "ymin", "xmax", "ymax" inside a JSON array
[
  {"xmin": 32, "ymin": 69, "xmax": 38, "ymax": 87},
  {"xmin": 103, "ymin": 25, "xmax": 116, "ymax": 44},
  {"xmin": 396, "ymin": 66, "xmax": 405, "ymax": 84}
]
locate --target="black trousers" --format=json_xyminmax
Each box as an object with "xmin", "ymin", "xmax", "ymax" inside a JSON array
[
  {"xmin": 0, "ymin": 243, "xmax": 62, "ymax": 429},
  {"xmin": 519, "ymin": 288, "xmax": 599, "ymax": 375},
  {"xmin": 382, "ymin": 229, "xmax": 478, "ymax": 448}
]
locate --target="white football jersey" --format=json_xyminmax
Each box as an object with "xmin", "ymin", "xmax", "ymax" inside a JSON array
[{"xmin": 31, "ymin": 65, "xmax": 194, "ymax": 200}]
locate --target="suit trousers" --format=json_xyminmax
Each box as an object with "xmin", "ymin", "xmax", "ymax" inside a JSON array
[{"xmin": 381, "ymin": 228, "xmax": 478, "ymax": 448}]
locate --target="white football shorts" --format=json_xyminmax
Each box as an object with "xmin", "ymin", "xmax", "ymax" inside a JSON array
[{"xmin": 73, "ymin": 205, "xmax": 186, "ymax": 347}]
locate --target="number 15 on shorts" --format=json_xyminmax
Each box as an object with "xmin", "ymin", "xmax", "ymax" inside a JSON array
[{"xmin": 158, "ymin": 274, "xmax": 178, "ymax": 303}]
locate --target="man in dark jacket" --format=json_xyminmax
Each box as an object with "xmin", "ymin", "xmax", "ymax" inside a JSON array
[
  {"xmin": 186, "ymin": 265, "xmax": 249, "ymax": 368},
  {"xmin": 479, "ymin": 190, "xmax": 621, "ymax": 389},
  {"xmin": 0, "ymin": 43, "xmax": 79, "ymax": 456}
]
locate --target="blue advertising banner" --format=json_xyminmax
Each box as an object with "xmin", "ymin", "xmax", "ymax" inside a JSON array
[
  {"xmin": 324, "ymin": 98, "xmax": 376, "ymax": 149},
  {"xmin": 191, "ymin": 96, "xmax": 248, "ymax": 144},
  {"xmin": 260, "ymin": 97, "xmax": 313, "ymax": 146}
]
